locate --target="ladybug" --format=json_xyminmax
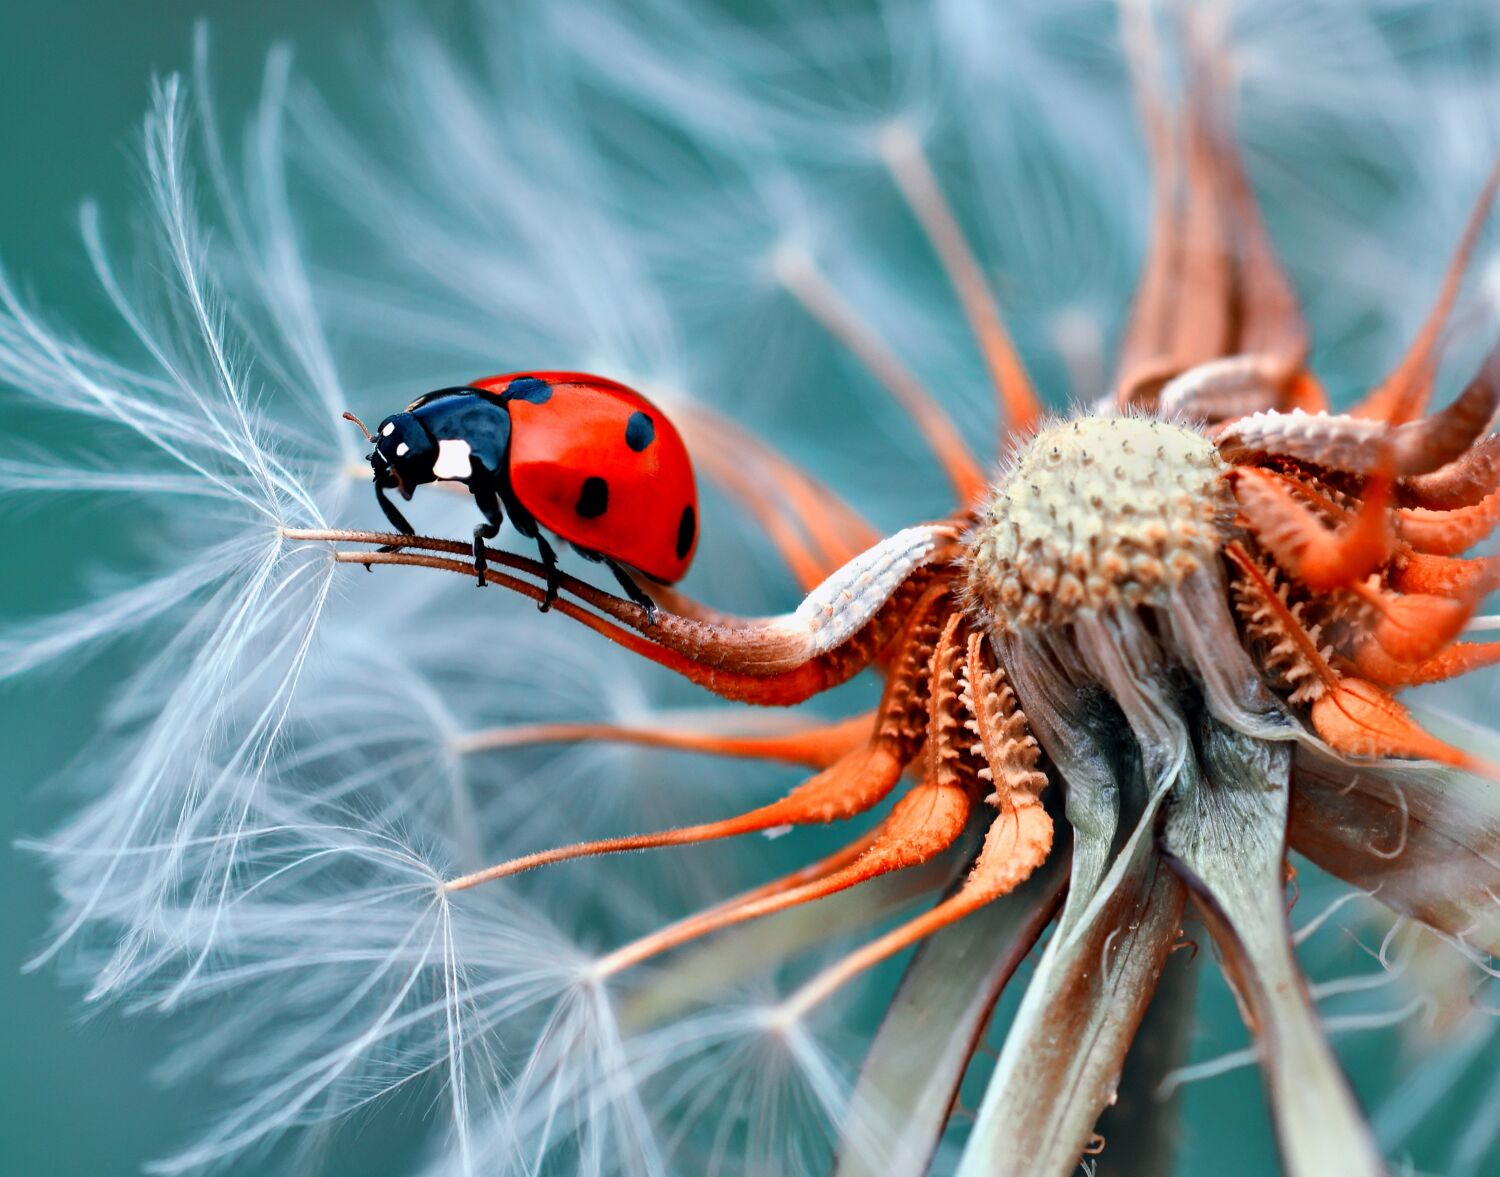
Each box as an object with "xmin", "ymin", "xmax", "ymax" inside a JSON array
[{"xmin": 347, "ymin": 371, "xmax": 698, "ymax": 621}]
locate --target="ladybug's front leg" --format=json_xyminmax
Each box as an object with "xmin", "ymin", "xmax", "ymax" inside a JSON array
[
  {"xmin": 371, "ymin": 482, "xmax": 417, "ymax": 571},
  {"xmin": 471, "ymin": 481, "xmax": 505, "ymax": 588},
  {"xmin": 374, "ymin": 483, "xmax": 416, "ymax": 539}
]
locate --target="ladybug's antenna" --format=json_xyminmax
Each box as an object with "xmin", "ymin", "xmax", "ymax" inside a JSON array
[{"xmin": 342, "ymin": 410, "xmax": 375, "ymax": 443}]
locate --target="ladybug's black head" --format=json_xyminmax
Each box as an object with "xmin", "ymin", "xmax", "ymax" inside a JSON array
[{"xmin": 370, "ymin": 411, "xmax": 439, "ymax": 501}]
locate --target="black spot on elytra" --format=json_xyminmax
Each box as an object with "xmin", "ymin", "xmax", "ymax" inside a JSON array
[
  {"xmin": 505, "ymin": 376, "xmax": 553, "ymax": 404},
  {"xmin": 675, "ymin": 504, "xmax": 696, "ymax": 560},
  {"xmin": 624, "ymin": 411, "xmax": 656, "ymax": 452},
  {"xmin": 576, "ymin": 476, "xmax": 609, "ymax": 518}
]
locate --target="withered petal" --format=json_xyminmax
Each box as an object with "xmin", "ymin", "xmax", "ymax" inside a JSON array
[
  {"xmin": 955, "ymin": 776, "xmax": 1184, "ymax": 1177},
  {"xmin": 1166, "ymin": 717, "xmax": 1388, "ymax": 1177},
  {"xmin": 832, "ymin": 840, "xmax": 1068, "ymax": 1177},
  {"xmin": 1290, "ymin": 738, "xmax": 1500, "ymax": 956},
  {"xmin": 1092, "ymin": 935, "xmax": 1204, "ymax": 1174}
]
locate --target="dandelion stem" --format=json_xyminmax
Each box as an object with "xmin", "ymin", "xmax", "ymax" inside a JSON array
[
  {"xmin": 286, "ymin": 524, "xmax": 956, "ymax": 701},
  {"xmin": 327, "ymin": 548, "xmax": 866, "ymax": 704},
  {"xmin": 282, "ymin": 525, "xmax": 651, "ymax": 625}
]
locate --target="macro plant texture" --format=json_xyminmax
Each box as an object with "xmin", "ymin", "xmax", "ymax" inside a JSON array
[{"xmin": 8, "ymin": 2, "xmax": 1500, "ymax": 1176}]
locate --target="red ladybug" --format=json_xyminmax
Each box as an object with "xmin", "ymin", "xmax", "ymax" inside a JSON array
[{"xmin": 350, "ymin": 371, "xmax": 698, "ymax": 619}]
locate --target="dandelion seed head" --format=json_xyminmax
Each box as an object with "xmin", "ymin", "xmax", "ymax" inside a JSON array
[{"xmin": 965, "ymin": 415, "xmax": 1228, "ymax": 629}]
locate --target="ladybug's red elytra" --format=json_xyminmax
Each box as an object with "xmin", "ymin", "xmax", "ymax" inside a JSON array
[{"xmin": 349, "ymin": 371, "xmax": 698, "ymax": 620}]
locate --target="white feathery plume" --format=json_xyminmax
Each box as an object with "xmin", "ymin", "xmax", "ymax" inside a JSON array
[{"xmin": 2, "ymin": 73, "xmax": 342, "ymax": 992}]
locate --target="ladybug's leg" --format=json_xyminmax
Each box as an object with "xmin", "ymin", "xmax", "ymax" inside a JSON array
[
  {"xmin": 374, "ymin": 483, "xmax": 415, "ymax": 539},
  {"xmin": 494, "ymin": 484, "xmax": 560, "ymax": 611},
  {"xmin": 574, "ymin": 546, "xmax": 659, "ymax": 624},
  {"xmin": 370, "ymin": 483, "xmax": 416, "ymax": 570},
  {"xmin": 605, "ymin": 559, "xmax": 661, "ymax": 627},
  {"xmin": 470, "ymin": 481, "xmax": 506, "ymax": 588},
  {"xmin": 533, "ymin": 534, "xmax": 561, "ymax": 613}
]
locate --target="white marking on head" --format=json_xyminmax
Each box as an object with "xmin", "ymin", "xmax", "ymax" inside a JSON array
[
  {"xmin": 381, "ymin": 422, "xmax": 396, "ymax": 437},
  {"xmin": 433, "ymin": 437, "xmax": 474, "ymax": 480},
  {"xmin": 396, "ymin": 442, "xmax": 410, "ymax": 457}
]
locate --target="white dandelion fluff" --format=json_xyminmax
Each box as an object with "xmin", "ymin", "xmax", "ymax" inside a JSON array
[{"xmin": 10, "ymin": 2, "xmax": 1500, "ymax": 1176}]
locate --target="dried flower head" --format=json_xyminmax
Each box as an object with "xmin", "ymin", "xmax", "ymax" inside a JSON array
[{"xmin": 8, "ymin": 2, "xmax": 1500, "ymax": 1176}]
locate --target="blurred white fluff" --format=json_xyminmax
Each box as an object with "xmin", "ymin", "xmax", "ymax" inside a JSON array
[
  {"xmin": 7, "ymin": 1, "xmax": 1500, "ymax": 1175},
  {"xmin": 0, "ymin": 68, "xmax": 343, "ymax": 984}
]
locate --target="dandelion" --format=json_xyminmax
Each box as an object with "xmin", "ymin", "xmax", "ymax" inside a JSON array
[{"xmin": 9, "ymin": 2, "xmax": 1500, "ymax": 1176}]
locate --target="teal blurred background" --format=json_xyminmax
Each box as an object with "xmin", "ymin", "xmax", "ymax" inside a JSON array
[
  {"xmin": 2, "ymin": 3, "xmax": 1495, "ymax": 1176},
  {"xmin": 0, "ymin": 7, "xmax": 416, "ymax": 1174}
]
